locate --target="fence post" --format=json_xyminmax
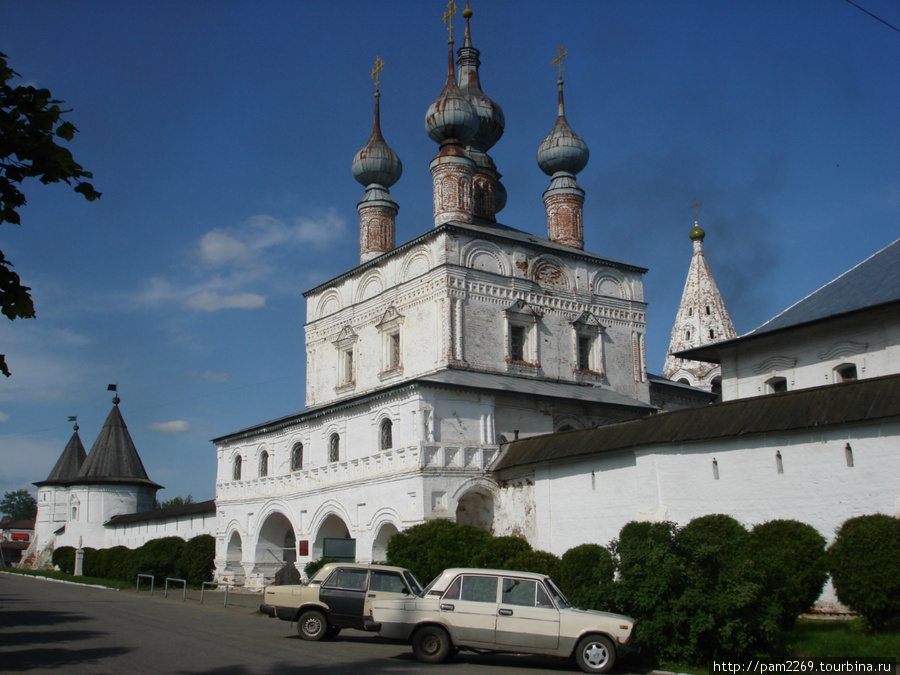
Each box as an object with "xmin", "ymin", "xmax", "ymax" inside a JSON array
[
  {"xmin": 136, "ymin": 574, "xmax": 155, "ymax": 595},
  {"xmin": 164, "ymin": 577, "xmax": 187, "ymax": 601}
]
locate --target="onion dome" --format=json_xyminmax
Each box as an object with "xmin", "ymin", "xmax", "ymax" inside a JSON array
[
  {"xmin": 690, "ymin": 223, "xmax": 706, "ymax": 241},
  {"xmin": 537, "ymin": 77, "xmax": 589, "ymax": 176},
  {"xmin": 425, "ymin": 39, "xmax": 479, "ymax": 147},
  {"xmin": 352, "ymin": 91, "xmax": 402, "ymax": 188},
  {"xmin": 456, "ymin": 7, "xmax": 505, "ymax": 153}
]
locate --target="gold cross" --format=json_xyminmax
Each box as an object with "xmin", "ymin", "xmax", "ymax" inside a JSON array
[
  {"xmin": 371, "ymin": 55, "xmax": 384, "ymax": 91},
  {"xmin": 552, "ymin": 45, "xmax": 569, "ymax": 77},
  {"xmin": 444, "ymin": 0, "xmax": 458, "ymax": 40},
  {"xmin": 689, "ymin": 200, "xmax": 703, "ymax": 223}
]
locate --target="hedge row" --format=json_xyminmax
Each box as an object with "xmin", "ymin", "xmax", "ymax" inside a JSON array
[
  {"xmin": 386, "ymin": 514, "xmax": 900, "ymax": 664},
  {"xmin": 52, "ymin": 534, "xmax": 215, "ymax": 585}
]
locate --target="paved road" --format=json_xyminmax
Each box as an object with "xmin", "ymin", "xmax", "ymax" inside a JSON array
[{"xmin": 0, "ymin": 572, "xmax": 633, "ymax": 675}]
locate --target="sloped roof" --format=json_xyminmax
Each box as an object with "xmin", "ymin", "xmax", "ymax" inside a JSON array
[
  {"xmin": 76, "ymin": 402, "xmax": 162, "ymax": 489},
  {"xmin": 34, "ymin": 429, "xmax": 87, "ymax": 487},
  {"xmin": 492, "ymin": 373, "xmax": 900, "ymax": 471},
  {"xmin": 678, "ymin": 238, "xmax": 900, "ymax": 363},
  {"xmin": 105, "ymin": 499, "xmax": 215, "ymax": 527}
]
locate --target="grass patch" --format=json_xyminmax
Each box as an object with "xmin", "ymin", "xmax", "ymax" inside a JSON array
[
  {"xmin": 1, "ymin": 567, "xmax": 134, "ymax": 590},
  {"xmin": 787, "ymin": 618, "xmax": 900, "ymax": 659}
]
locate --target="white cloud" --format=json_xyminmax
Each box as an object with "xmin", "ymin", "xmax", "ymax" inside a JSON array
[
  {"xmin": 198, "ymin": 229, "xmax": 250, "ymax": 266},
  {"xmin": 146, "ymin": 420, "xmax": 191, "ymax": 434},
  {"xmin": 183, "ymin": 291, "xmax": 266, "ymax": 311},
  {"xmin": 0, "ymin": 412, "xmax": 9, "ymax": 423}
]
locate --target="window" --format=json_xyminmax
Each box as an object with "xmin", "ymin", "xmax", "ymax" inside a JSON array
[
  {"xmin": 329, "ymin": 433, "xmax": 340, "ymax": 463},
  {"xmin": 370, "ymin": 570, "xmax": 407, "ymax": 594},
  {"xmin": 388, "ymin": 332, "xmax": 401, "ymax": 369},
  {"xmin": 259, "ymin": 451, "xmax": 268, "ymax": 477},
  {"xmin": 509, "ymin": 325, "xmax": 526, "ymax": 361},
  {"xmin": 711, "ymin": 377, "xmax": 722, "ymax": 399},
  {"xmin": 377, "ymin": 306, "xmax": 404, "ymax": 375},
  {"xmin": 340, "ymin": 347, "xmax": 354, "ymax": 385},
  {"xmin": 444, "ymin": 575, "xmax": 498, "ymax": 603},
  {"xmin": 767, "ymin": 376, "xmax": 788, "ymax": 393},
  {"xmin": 504, "ymin": 300, "xmax": 540, "ymax": 368},
  {"xmin": 502, "ymin": 577, "xmax": 554, "ymax": 608},
  {"xmin": 577, "ymin": 335, "xmax": 592, "ymax": 371},
  {"xmin": 708, "ymin": 329, "xmax": 715, "ymax": 339},
  {"xmin": 324, "ymin": 567, "xmax": 367, "ymax": 591},
  {"xmin": 685, "ymin": 330, "xmax": 691, "ymax": 341},
  {"xmin": 333, "ymin": 326, "xmax": 358, "ymax": 388},
  {"xmin": 835, "ymin": 364, "xmax": 857, "ymax": 382},
  {"xmin": 380, "ymin": 418, "xmax": 393, "ymax": 450},
  {"xmin": 705, "ymin": 306, "xmax": 711, "ymax": 315},
  {"xmin": 291, "ymin": 443, "xmax": 303, "ymax": 471},
  {"xmin": 232, "ymin": 455, "xmax": 242, "ymax": 480}
]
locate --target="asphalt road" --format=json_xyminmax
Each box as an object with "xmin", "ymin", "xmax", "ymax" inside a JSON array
[{"xmin": 0, "ymin": 572, "xmax": 635, "ymax": 675}]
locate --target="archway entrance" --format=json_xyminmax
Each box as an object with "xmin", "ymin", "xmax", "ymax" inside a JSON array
[
  {"xmin": 256, "ymin": 512, "xmax": 298, "ymax": 584},
  {"xmin": 313, "ymin": 514, "xmax": 353, "ymax": 561},
  {"xmin": 223, "ymin": 531, "xmax": 244, "ymax": 583},
  {"xmin": 456, "ymin": 488, "xmax": 494, "ymax": 532},
  {"xmin": 372, "ymin": 522, "xmax": 399, "ymax": 562}
]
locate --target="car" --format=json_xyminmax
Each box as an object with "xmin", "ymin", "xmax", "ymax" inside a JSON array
[
  {"xmin": 259, "ymin": 562, "xmax": 424, "ymax": 640},
  {"xmin": 369, "ymin": 568, "xmax": 637, "ymax": 673}
]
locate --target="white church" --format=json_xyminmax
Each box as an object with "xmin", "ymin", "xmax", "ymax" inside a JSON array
[{"xmin": 28, "ymin": 7, "xmax": 900, "ymax": 602}]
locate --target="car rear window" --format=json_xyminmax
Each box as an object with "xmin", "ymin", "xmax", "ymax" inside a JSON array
[
  {"xmin": 324, "ymin": 568, "xmax": 368, "ymax": 591},
  {"xmin": 443, "ymin": 575, "xmax": 498, "ymax": 603},
  {"xmin": 370, "ymin": 570, "xmax": 407, "ymax": 594}
]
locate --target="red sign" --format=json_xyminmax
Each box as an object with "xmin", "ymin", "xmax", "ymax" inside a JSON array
[{"xmin": 298, "ymin": 540, "xmax": 309, "ymax": 556}]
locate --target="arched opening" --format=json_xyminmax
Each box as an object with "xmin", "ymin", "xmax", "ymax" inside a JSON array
[
  {"xmin": 372, "ymin": 522, "xmax": 399, "ymax": 562},
  {"xmin": 259, "ymin": 450, "xmax": 269, "ymax": 478},
  {"xmin": 710, "ymin": 377, "xmax": 722, "ymax": 399},
  {"xmin": 456, "ymin": 488, "xmax": 494, "ymax": 532},
  {"xmin": 329, "ymin": 433, "xmax": 340, "ymax": 463},
  {"xmin": 232, "ymin": 455, "xmax": 242, "ymax": 480},
  {"xmin": 380, "ymin": 418, "xmax": 393, "ymax": 450},
  {"xmin": 256, "ymin": 512, "xmax": 297, "ymax": 584},
  {"xmin": 313, "ymin": 513, "xmax": 353, "ymax": 561},
  {"xmin": 224, "ymin": 531, "xmax": 244, "ymax": 583},
  {"xmin": 291, "ymin": 443, "xmax": 303, "ymax": 471}
]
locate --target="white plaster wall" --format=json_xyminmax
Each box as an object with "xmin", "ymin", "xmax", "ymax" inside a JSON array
[
  {"xmin": 721, "ymin": 306, "xmax": 899, "ymax": 400},
  {"xmin": 105, "ymin": 512, "xmax": 217, "ymax": 549}
]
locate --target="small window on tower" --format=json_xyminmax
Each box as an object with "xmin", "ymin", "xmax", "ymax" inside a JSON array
[
  {"xmin": 380, "ymin": 418, "xmax": 393, "ymax": 450},
  {"xmin": 329, "ymin": 433, "xmax": 340, "ymax": 463},
  {"xmin": 233, "ymin": 455, "xmax": 242, "ymax": 481},
  {"xmin": 767, "ymin": 377, "xmax": 788, "ymax": 393},
  {"xmin": 291, "ymin": 443, "xmax": 304, "ymax": 472},
  {"xmin": 509, "ymin": 325, "xmax": 526, "ymax": 361},
  {"xmin": 709, "ymin": 329, "xmax": 715, "ymax": 339},
  {"xmin": 259, "ymin": 450, "xmax": 268, "ymax": 478},
  {"xmin": 835, "ymin": 364, "xmax": 857, "ymax": 382},
  {"xmin": 685, "ymin": 330, "xmax": 691, "ymax": 341},
  {"xmin": 706, "ymin": 306, "xmax": 711, "ymax": 315}
]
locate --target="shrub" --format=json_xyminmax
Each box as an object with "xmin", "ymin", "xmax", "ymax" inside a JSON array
[
  {"xmin": 129, "ymin": 536, "xmax": 187, "ymax": 582},
  {"xmin": 303, "ymin": 557, "xmax": 339, "ymax": 579},
  {"xmin": 472, "ymin": 535, "xmax": 532, "ymax": 569},
  {"xmin": 829, "ymin": 514, "xmax": 900, "ymax": 630},
  {"xmin": 503, "ymin": 549, "xmax": 561, "ymax": 580},
  {"xmin": 80, "ymin": 547, "xmax": 100, "ymax": 577},
  {"xmin": 52, "ymin": 546, "xmax": 76, "ymax": 574},
  {"xmin": 386, "ymin": 519, "xmax": 492, "ymax": 584},
  {"xmin": 557, "ymin": 543, "xmax": 616, "ymax": 611},
  {"xmin": 748, "ymin": 519, "xmax": 828, "ymax": 628},
  {"xmin": 176, "ymin": 535, "xmax": 215, "ymax": 585}
]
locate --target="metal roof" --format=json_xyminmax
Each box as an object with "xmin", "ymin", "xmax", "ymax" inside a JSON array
[
  {"xmin": 34, "ymin": 429, "xmax": 86, "ymax": 487},
  {"xmin": 105, "ymin": 499, "xmax": 216, "ymax": 527},
  {"xmin": 492, "ymin": 373, "xmax": 900, "ymax": 471}
]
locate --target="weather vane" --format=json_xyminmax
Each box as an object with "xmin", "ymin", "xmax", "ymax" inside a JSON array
[
  {"xmin": 371, "ymin": 55, "xmax": 384, "ymax": 92},
  {"xmin": 690, "ymin": 200, "xmax": 703, "ymax": 224},
  {"xmin": 444, "ymin": 0, "xmax": 458, "ymax": 42},
  {"xmin": 552, "ymin": 45, "xmax": 569, "ymax": 79}
]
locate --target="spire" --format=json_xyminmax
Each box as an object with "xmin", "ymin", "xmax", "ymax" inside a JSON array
[
  {"xmin": 34, "ymin": 418, "xmax": 86, "ymax": 486},
  {"xmin": 76, "ymin": 392, "xmax": 162, "ymax": 488},
  {"xmin": 352, "ymin": 56, "xmax": 402, "ymax": 263},
  {"xmin": 456, "ymin": 1, "xmax": 506, "ymax": 220},
  {"xmin": 426, "ymin": 0, "xmax": 478, "ymax": 226},
  {"xmin": 537, "ymin": 47, "xmax": 589, "ymax": 249},
  {"xmin": 662, "ymin": 206, "xmax": 738, "ymax": 394}
]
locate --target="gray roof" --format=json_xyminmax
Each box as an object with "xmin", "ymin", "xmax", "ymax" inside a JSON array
[
  {"xmin": 105, "ymin": 499, "xmax": 215, "ymax": 527},
  {"xmin": 492, "ymin": 372, "xmax": 900, "ymax": 471},
  {"xmin": 678, "ymin": 238, "xmax": 900, "ymax": 363},
  {"xmin": 76, "ymin": 403, "xmax": 162, "ymax": 489},
  {"xmin": 34, "ymin": 430, "xmax": 86, "ymax": 487}
]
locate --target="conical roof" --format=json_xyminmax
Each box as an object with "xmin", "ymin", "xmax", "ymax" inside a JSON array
[
  {"xmin": 537, "ymin": 77, "xmax": 589, "ymax": 177},
  {"xmin": 76, "ymin": 399, "xmax": 161, "ymax": 488},
  {"xmin": 352, "ymin": 90, "xmax": 402, "ymax": 188},
  {"xmin": 34, "ymin": 427, "xmax": 86, "ymax": 487}
]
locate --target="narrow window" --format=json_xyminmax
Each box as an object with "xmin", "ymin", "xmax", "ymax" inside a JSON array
[
  {"xmin": 708, "ymin": 329, "xmax": 715, "ymax": 339},
  {"xmin": 233, "ymin": 455, "xmax": 242, "ymax": 480},
  {"xmin": 577, "ymin": 335, "xmax": 592, "ymax": 371},
  {"xmin": 844, "ymin": 443, "xmax": 854, "ymax": 468},
  {"xmin": 688, "ymin": 307, "xmax": 693, "ymax": 316},
  {"xmin": 712, "ymin": 458, "xmax": 719, "ymax": 480},
  {"xmin": 685, "ymin": 330, "xmax": 691, "ymax": 341},
  {"xmin": 705, "ymin": 306, "xmax": 711, "ymax": 315},
  {"xmin": 329, "ymin": 433, "xmax": 340, "ymax": 463},
  {"xmin": 509, "ymin": 325, "xmax": 526, "ymax": 361},
  {"xmin": 380, "ymin": 418, "xmax": 393, "ymax": 450},
  {"xmin": 341, "ymin": 347, "xmax": 354, "ymax": 385},
  {"xmin": 388, "ymin": 332, "xmax": 401, "ymax": 369},
  {"xmin": 259, "ymin": 450, "xmax": 268, "ymax": 478},
  {"xmin": 291, "ymin": 443, "xmax": 304, "ymax": 471},
  {"xmin": 776, "ymin": 450, "xmax": 784, "ymax": 475}
]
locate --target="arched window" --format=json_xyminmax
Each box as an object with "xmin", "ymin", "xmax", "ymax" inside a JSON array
[
  {"xmin": 291, "ymin": 443, "xmax": 303, "ymax": 471},
  {"xmin": 329, "ymin": 433, "xmax": 340, "ymax": 463},
  {"xmin": 380, "ymin": 419, "xmax": 393, "ymax": 450},
  {"xmin": 259, "ymin": 450, "xmax": 268, "ymax": 478},
  {"xmin": 232, "ymin": 455, "xmax": 242, "ymax": 481}
]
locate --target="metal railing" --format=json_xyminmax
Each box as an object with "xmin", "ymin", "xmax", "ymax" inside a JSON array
[
  {"xmin": 200, "ymin": 581, "xmax": 230, "ymax": 606},
  {"xmin": 164, "ymin": 577, "xmax": 187, "ymax": 601},
  {"xmin": 136, "ymin": 573, "xmax": 155, "ymax": 595}
]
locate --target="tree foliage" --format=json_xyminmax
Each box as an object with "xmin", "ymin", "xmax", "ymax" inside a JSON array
[
  {"xmin": 155, "ymin": 494, "xmax": 194, "ymax": 510},
  {"xmin": 0, "ymin": 51, "xmax": 100, "ymax": 376},
  {"xmin": 386, "ymin": 518, "xmax": 492, "ymax": 585},
  {"xmin": 828, "ymin": 514, "xmax": 900, "ymax": 630},
  {"xmin": 0, "ymin": 488, "xmax": 37, "ymax": 520}
]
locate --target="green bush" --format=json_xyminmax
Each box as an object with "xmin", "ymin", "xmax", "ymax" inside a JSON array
[
  {"xmin": 748, "ymin": 519, "xmax": 828, "ymax": 628},
  {"xmin": 557, "ymin": 543, "xmax": 616, "ymax": 611},
  {"xmin": 386, "ymin": 519, "xmax": 492, "ymax": 584},
  {"xmin": 129, "ymin": 536, "xmax": 187, "ymax": 582},
  {"xmin": 503, "ymin": 549, "xmax": 561, "ymax": 580},
  {"xmin": 52, "ymin": 546, "xmax": 76, "ymax": 574},
  {"xmin": 176, "ymin": 535, "xmax": 215, "ymax": 585},
  {"xmin": 828, "ymin": 514, "xmax": 900, "ymax": 630},
  {"xmin": 80, "ymin": 547, "xmax": 100, "ymax": 577},
  {"xmin": 472, "ymin": 535, "xmax": 532, "ymax": 569}
]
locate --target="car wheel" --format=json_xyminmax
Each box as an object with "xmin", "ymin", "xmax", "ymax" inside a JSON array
[
  {"xmin": 412, "ymin": 625, "xmax": 453, "ymax": 664},
  {"xmin": 325, "ymin": 625, "xmax": 342, "ymax": 640},
  {"xmin": 575, "ymin": 634, "xmax": 616, "ymax": 674},
  {"xmin": 297, "ymin": 609, "xmax": 328, "ymax": 641}
]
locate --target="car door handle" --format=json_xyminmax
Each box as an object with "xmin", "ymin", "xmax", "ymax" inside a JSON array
[
  {"xmin": 498, "ymin": 609, "xmax": 513, "ymax": 616},
  {"xmin": 440, "ymin": 603, "xmax": 455, "ymax": 611}
]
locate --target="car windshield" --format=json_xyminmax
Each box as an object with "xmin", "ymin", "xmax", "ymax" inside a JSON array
[
  {"xmin": 404, "ymin": 571, "xmax": 424, "ymax": 596},
  {"xmin": 421, "ymin": 574, "xmax": 444, "ymax": 597},
  {"xmin": 545, "ymin": 578, "xmax": 571, "ymax": 608}
]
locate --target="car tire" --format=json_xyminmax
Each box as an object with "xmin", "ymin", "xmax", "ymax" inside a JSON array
[
  {"xmin": 297, "ymin": 609, "xmax": 328, "ymax": 641},
  {"xmin": 575, "ymin": 634, "xmax": 616, "ymax": 674},
  {"xmin": 411, "ymin": 625, "xmax": 453, "ymax": 664},
  {"xmin": 325, "ymin": 625, "xmax": 342, "ymax": 640}
]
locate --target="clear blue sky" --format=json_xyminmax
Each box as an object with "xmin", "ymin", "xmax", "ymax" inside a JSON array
[{"xmin": 1, "ymin": 1, "xmax": 897, "ymax": 503}]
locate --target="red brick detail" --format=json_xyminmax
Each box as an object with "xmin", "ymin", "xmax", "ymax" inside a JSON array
[
  {"xmin": 545, "ymin": 192, "xmax": 584, "ymax": 249},
  {"xmin": 359, "ymin": 208, "xmax": 395, "ymax": 262}
]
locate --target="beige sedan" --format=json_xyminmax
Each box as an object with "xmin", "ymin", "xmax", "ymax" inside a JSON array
[{"xmin": 370, "ymin": 568, "xmax": 637, "ymax": 673}]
